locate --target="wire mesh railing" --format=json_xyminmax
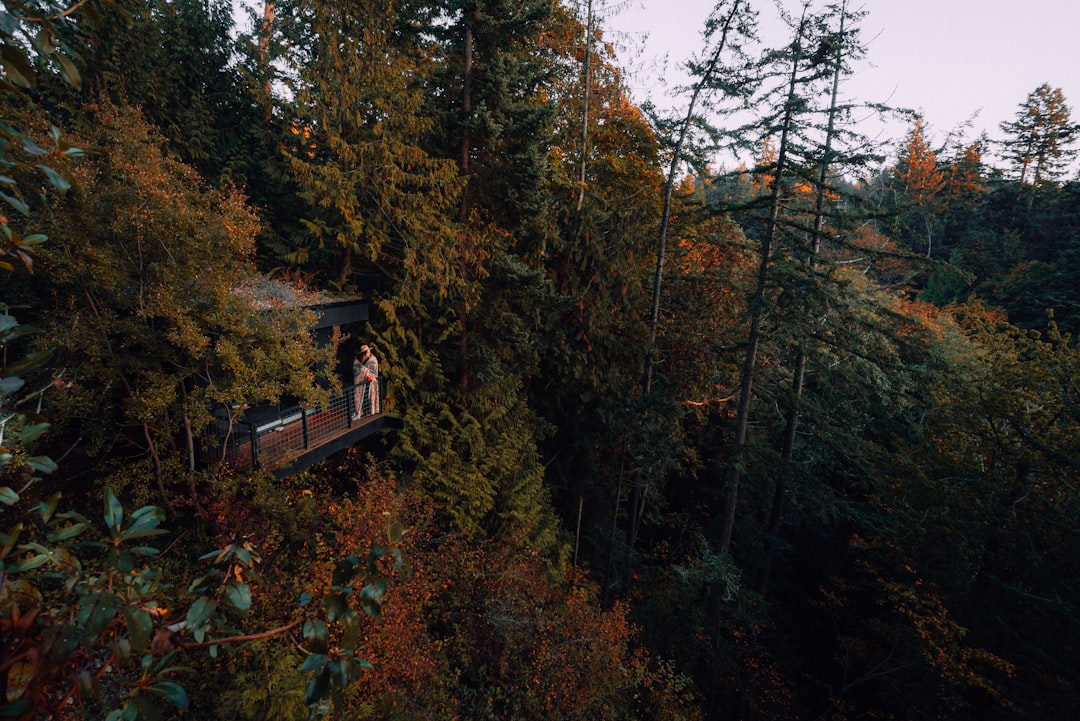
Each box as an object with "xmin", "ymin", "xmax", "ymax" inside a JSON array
[{"xmin": 199, "ymin": 379, "xmax": 386, "ymax": 473}]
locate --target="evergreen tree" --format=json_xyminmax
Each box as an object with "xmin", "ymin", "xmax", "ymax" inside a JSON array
[
  {"xmin": 999, "ymin": 83, "xmax": 1079, "ymax": 193},
  {"xmin": 284, "ymin": 0, "xmax": 461, "ymax": 289},
  {"xmin": 60, "ymin": 0, "xmax": 254, "ymax": 184},
  {"xmin": 893, "ymin": 115, "xmax": 945, "ymax": 257}
]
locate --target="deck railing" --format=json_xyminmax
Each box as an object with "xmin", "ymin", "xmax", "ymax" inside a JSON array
[{"xmin": 200, "ymin": 379, "xmax": 386, "ymax": 473}]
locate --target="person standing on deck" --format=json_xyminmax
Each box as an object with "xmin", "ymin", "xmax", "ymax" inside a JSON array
[{"xmin": 353, "ymin": 344, "xmax": 380, "ymax": 418}]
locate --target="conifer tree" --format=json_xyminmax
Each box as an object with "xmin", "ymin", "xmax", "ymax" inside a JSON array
[
  {"xmin": 718, "ymin": 3, "xmax": 821, "ymax": 558},
  {"xmin": 759, "ymin": 0, "xmax": 866, "ymax": 592},
  {"xmin": 285, "ymin": 0, "xmax": 461, "ymax": 289},
  {"xmin": 999, "ymin": 83, "xmax": 1079, "ymax": 193},
  {"xmin": 61, "ymin": 0, "xmax": 253, "ymax": 184},
  {"xmin": 894, "ymin": 115, "xmax": 945, "ymax": 256},
  {"xmin": 645, "ymin": 0, "xmax": 758, "ymax": 396},
  {"xmin": 530, "ymin": 1, "xmax": 667, "ymax": 579}
]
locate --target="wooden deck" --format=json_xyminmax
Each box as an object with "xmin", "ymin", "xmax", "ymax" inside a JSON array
[{"xmin": 200, "ymin": 382, "xmax": 401, "ymax": 478}]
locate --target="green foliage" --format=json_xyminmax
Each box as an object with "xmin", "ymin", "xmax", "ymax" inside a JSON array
[
  {"xmin": 999, "ymin": 83, "xmax": 1079, "ymax": 190},
  {"xmin": 0, "ymin": 488, "xmax": 183, "ymax": 720},
  {"xmin": 1, "ymin": 480, "xmax": 405, "ymax": 720},
  {"xmin": 25, "ymin": 100, "xmax": 331, "ymax": 491},
  {"xmin": 217, "ymin": 645, "xmax": 310, "ymax": 721},
  {"xmin": 284, "ymin": 0, "xmax": 462, "ymax": 289},
  {"xmin": 54, "ymin": 0, "xmax": 254, "ymax": 184},
  {"xmin": 1, "ymin": 2, "xmax": 80, "ymax": 577}
]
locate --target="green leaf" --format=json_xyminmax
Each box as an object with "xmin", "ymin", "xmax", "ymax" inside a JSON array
[
  {"xmin": 358, "ymin": 579, "xmax": 387, "ymax": 617},
  {"xmin": 104, "ymin": 489, "xmax": 123, "ymax": 530},
  {"xmin": 40, "ymin": 623, "xmax": 81, "ymax": 673},
  {"xmin": 25, "ymin": 456, "xmax": 57, "ymax": 475},
  {"xmin": 3, "ymin": 349, "xmax": 51, "ymax": 376},
  {"xmin": 0, "ymin": 190, "xmax": 29, "ymax": 216},
  {"xmin": 35, "ymin": 164, "xmax": 69, "ymax": 192},
  {"xmin": 342, "ymin": 656, "xmax": 368, "ymax": 682},
  {"xmin": 366, "ymin": 545, "xmax": 386, "ymax": 575},
  {"xmin": 19, "ymin": 423, "xmax": 50, "ymax": 443},
  {"xmin": 34, "ymin": 28, "xmax": 55, "ymax": 57},
  {"xmin": 47, "ymin": 522, "xmax": 86, "ymax": 542},
  {"xmin": 6, "ymin": 323, "xmax": 44, "ymax": 340},
  {"xmin": 0, "ymin": 524, "xmax": 24, "ymax": 558},
  {"xmin": 133, "ymin": 695, "xmax": 163, "ymax": 721},
  {"xmin": 1, "ymin": 44, "xmax": 35, "ymax": 89},
  {"xmin": 38, "ymin": 492, "xmax": 60, "ymax": 522},
  {"xmin": 76, "ymin": 593, "xmax": 118, "ymax": 644},
  {"xmin": 297, "ymin": 591, "xmax": 313, "ymax": 607},
  {"xmin": 127, "ymin": 505, "xmax": 164, "ymax": 527},
  {"xmin": 121, "ymin": 506, "xmax": 166, "ymax": 539},
  {"xmin": 225, "ymin": 582, "xmax": 252, "ymax": 612},
  {"xmin": 148, "ymin": 681, "xmax": 189, "ymax": 711},
  {"xmin": 300, "ymin": 653, "xmax": 327, "ymax": 674},
  {"xmin": 303, "ymin": 669, "xmax": 329, "ymax": 707},
  {"xmin": 302, "ymin": 619, "xmax": 328, "ymax": 654},
  {"xmin": 328, "ymin": 659, "xmax": 348, "ymax": 690},
  {"xmin": 339, "ymin": 609, "xmax": 360, "ymax": 652},
  {"xmin": 10, "ymin": 552, "xmax": 48, "ymax": 572},
  {"xmin": 15, "ymin": 136, "xmax": 47, "ymax": 158},
  {"xmin": 0, "ymin": 487, "xmax": 18, "ymax": 505},
  {"xmin": 54, "ymin": 52, "xmax": 80, "ymax": 90},
  {"xmin": 324, "ymin": 591, "xmax": 347, "ymax": 623},
  {"xmin": 185, "ymin": 596, "xmax": 216, "ymax": 638},
  {"xmin": 120, "ymin": 606, "xmax": 153, "ymax": 654},
  {"xmin": 332, "ymin": 555, "xmax": 362, "ymax": 587}
]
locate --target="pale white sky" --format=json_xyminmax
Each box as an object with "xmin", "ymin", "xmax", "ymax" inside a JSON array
[{"xmin": 602, "ymin": 0, "xmax": 1080, "ymax": 161}]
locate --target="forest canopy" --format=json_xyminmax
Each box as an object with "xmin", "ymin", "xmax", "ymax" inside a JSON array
[{"xmin": 2, "ymin": 1, "xmax": 1077, "ymax": 720}]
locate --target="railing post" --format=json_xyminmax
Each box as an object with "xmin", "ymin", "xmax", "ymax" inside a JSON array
[
  {"xmin": 346, "ymin": 383, "xmax": 354, "ymax": 427},
  {"xmin": 301, "ymin": 406, "xmax": 310, "ymax": 449},
  {"xmin": 248, "ymin": 421, "xmax": 261, "ymax": 470}
]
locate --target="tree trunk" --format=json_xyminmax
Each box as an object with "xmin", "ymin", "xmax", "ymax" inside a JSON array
[
  {"xmin": 759, "ymin": 0, "xmax": 848, "ymax": 593},
  {"xmin": 258, "ymin": 1, "xmax": 275, "ymax": 119},
  {"xmin": 645, "ymin": 0, "xmax": 745, "ymax": 396},
  {"xmin": 458, "ymin": 18, "xmax": 474, "ymax": 393},
  {"xmin": 718, "ymin": 9, "xmax": 809, "ymax": 558},
  {"xmin": 576, "ymin": 0, "xmax": 593, "ymax": 212}
]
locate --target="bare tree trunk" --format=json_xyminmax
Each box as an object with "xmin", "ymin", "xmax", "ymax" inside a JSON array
[
  {"xmin": 576, "ymin": 0, "xmax": 593, "ymax": 212},
  {"xmin": 458, "ymin": 19, "xmax": 474, "ymax": 394},
  {"xmin": 258, "ymin": 1, "xmax": 275, "ymax": 119},
  {"xmin": 645, "ymin": 0, "xmax": 745, "ymax": 396}
]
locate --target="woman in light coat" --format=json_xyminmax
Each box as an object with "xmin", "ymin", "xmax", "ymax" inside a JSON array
[{"xmin": 353, "ymin": 344, "xmax": 380, "ymax": 417}]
